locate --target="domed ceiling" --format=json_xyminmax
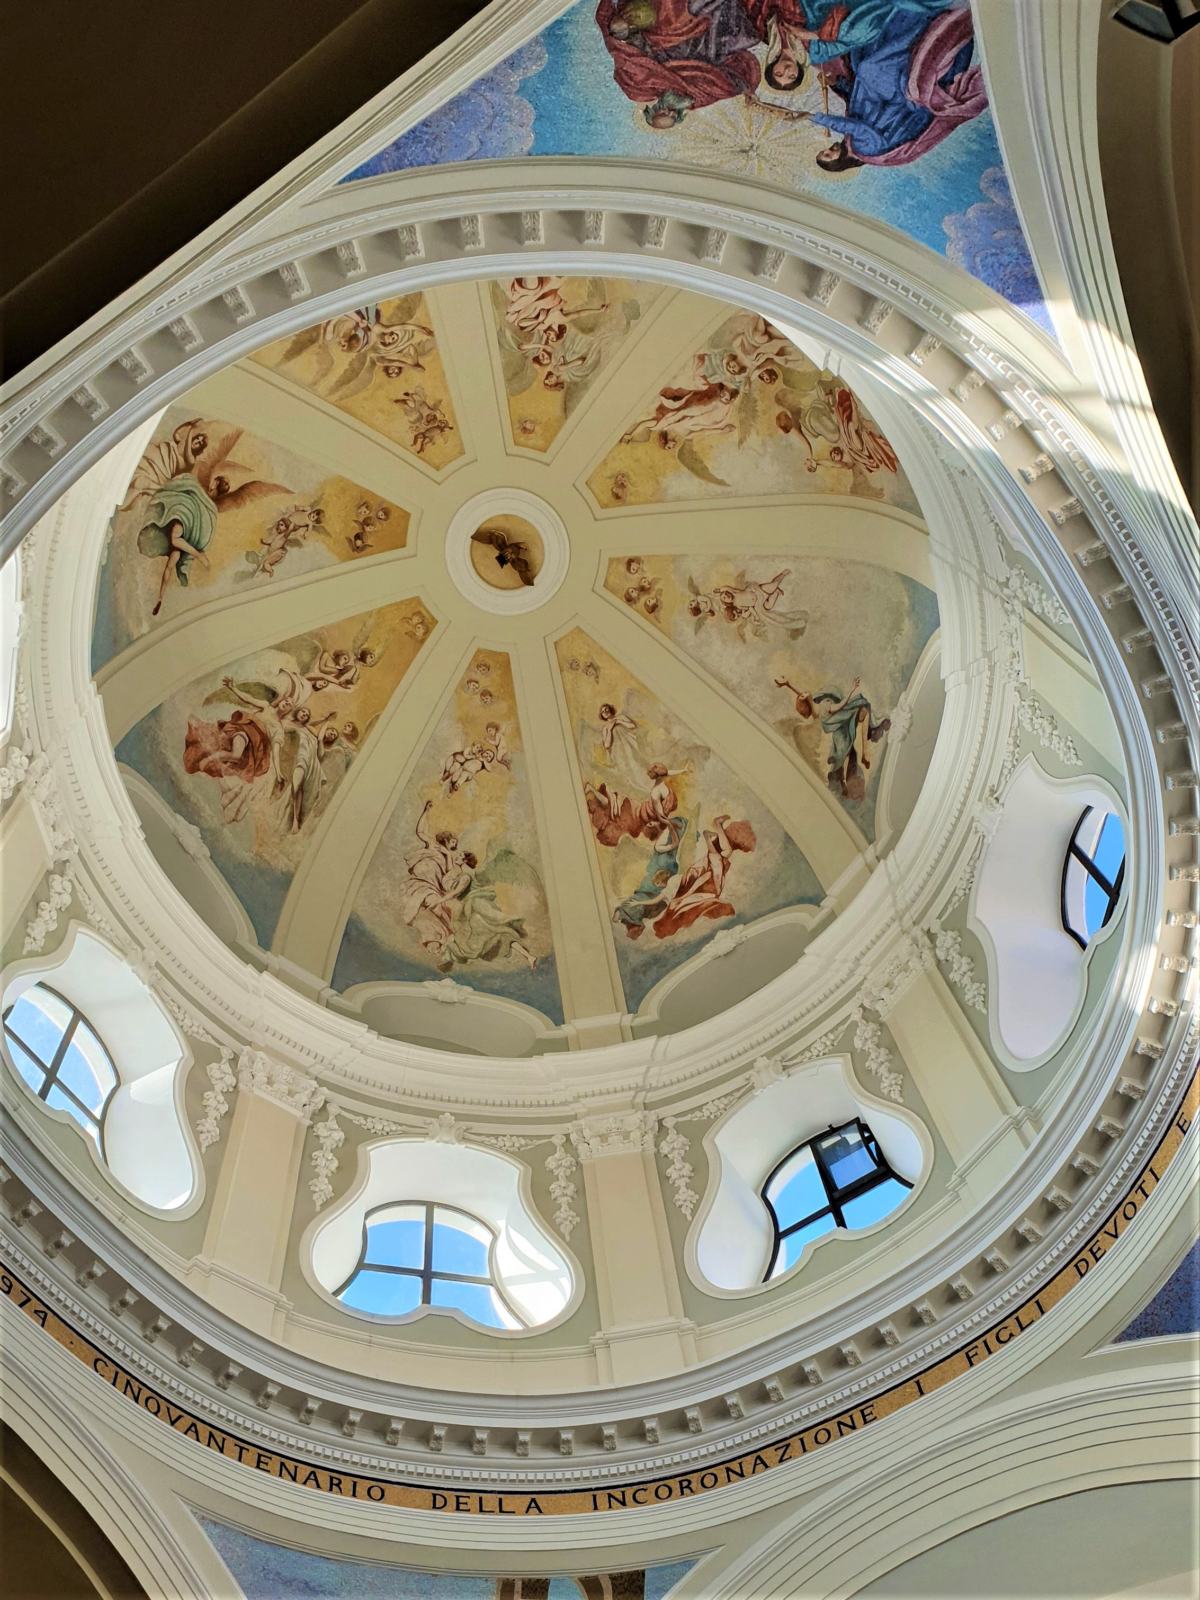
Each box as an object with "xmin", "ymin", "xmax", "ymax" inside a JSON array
[{"xmin": 93, "ymin": 276, "xmax": 941, "ymax": 1047}]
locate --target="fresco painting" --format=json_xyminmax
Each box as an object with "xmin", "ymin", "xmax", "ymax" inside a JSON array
[
  {"xmin": 334, "ymin": 652, "xmax": 563, "ymax": 1023},
  {"xmin": 91, "ymin": 411, "xmax": 410, "ymax": 669},
  {"xmin": 116, "ymin": 601, "xmax": 434, "ymax": 948},
  {"xmin": 586, "ymin": 312, "xmax": 918, "ymax": 510},
  {"xmin": 253, "ymin": 295, "xmax": 462, "ymax": 469},
  {"xmin": 489, "ymin": 275, "xmax": 662, "ymax": 452},
  {"xmin": 556, "ymin": 627, "xmax": 821, "ymax": 1011},
  {"xmin": 199, "ymin": 1516, "xmax": 695, "ymax": 1600},
  {"xmin": 604, "ymin": 553, "xmax": 939, "ymax": 838},
  {"xmin": 343, "ymin": 1, "xmax": 1049, "ymax": 331}
]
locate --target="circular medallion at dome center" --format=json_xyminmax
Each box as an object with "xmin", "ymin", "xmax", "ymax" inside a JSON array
[{"xmin": 445, "ymin": 488, "xmax": 569, "ymax": 614}]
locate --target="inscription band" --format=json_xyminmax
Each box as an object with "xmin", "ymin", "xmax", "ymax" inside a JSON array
[{"xmin": 2, "ymin": 1071, "xmax": 1195, "ymax": 1516}]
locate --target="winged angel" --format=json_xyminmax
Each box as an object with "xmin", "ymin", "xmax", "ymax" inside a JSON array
[
  {"xmin": 184, "ymin": 626, "xmax": 379, "ymax": 833},
  {"xmin": 120, "ymin": 420, "xmax": 292, "ymax": 614},
  {"xmin": 273, "ymin": 299, "xmax": 435, "ymax": 402},
  {"xmin": 400, "ymin": 801, "xmax": 542, "ymax": 973}
]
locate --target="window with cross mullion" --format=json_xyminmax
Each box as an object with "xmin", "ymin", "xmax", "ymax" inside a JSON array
[
  {"xmin": 336, "ymin": 1201, "xmax": 525, "ymax": 1328},
  {"xmin": 2, "ymin": 983, "xmax": 117, "ymax": 1151},
  {"xmin": 1061, "ymin": 805, "xmax": 1126, "ymax": 949},
  {"xmin": 762, "ymin": 1118, "xmax": 912, "ymax": 1281}
]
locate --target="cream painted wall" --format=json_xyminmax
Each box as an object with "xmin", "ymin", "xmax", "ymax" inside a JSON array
[{"xmin": 856, "ymin": 1480, "xmax": 1198, "ymax": 1600}]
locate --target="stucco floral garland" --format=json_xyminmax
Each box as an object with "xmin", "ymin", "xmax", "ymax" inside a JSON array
[
  {"xmin": 195, "ymin": 1054, "xmax": 238, "ymax": 1153},
  {"xmin": 931, "ymin": 928, "xmax": 987, "ymax": 1014},
  {"xmin": 304, "ymin": 1103, "xmax": 583, "ymax": 1240},
  {"xmin": 22, "ymin": 871, "xmax": 73, "ymax": 955},
  {"xmin": 657, "ymin": 1118, "xmax": 699, "ymax": 1220}
]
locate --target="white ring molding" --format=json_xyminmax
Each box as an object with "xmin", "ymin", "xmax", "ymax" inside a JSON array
[
  {"xmin": 444, "ymin": 487, "xmax": 571, "ymax": 615},
  {"xmin": 0, "ymin": 0, "xmax": 1196, "ymax": 1514}
]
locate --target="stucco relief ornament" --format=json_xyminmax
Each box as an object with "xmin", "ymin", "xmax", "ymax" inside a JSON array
[
  {"xmin": 851, "ymin": 1012, "xmax": 904, "ymax": 1103},
  {"xmin": 430, "ymin": 1111, "xmax": 464, "ymax": 1144},
  {"xmin": 236, "ymin": 1049, "xmax": 325, "ymax": 1121},
  {"xmin": 422, "ymin": 977, "xmax": 470, "ymax": 1005},
  {"xmin": 749, "ymin": 1054, "xmax": 784, "ymax": 1092},
  {"xmin": 22, "ymin": 872, "xmax": 73, "ymax": 955},
  {"xmin": 0, "ymin": 742, "xmax": 31, "ymax": 803},
  {"xmin": 546, "ymin": 1135, "xmax": 580, "ymax": 1240},
  {"xmin": 658, "ymin": 1117, "xmax": 699, "ymax": 1219},
  {"xmin": 195, "ymin": 1051, "xmax": 237, "ymax": 1152},
  {"xmin": 309, "ymin": 1108, "xmax": 346, "ymax": 1210},
  {"xmin": 931, "ymin": 928, "xmax": 987, "ymax": 1014},
  {"xmin": 570, "ymin": 1110, "xmax": 658, "ymax": 1161}
]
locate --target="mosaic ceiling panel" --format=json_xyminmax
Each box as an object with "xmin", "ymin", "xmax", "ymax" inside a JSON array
[{"xmin": 343, "ymin": 0, "xmax": 1050, "ymax": 332}]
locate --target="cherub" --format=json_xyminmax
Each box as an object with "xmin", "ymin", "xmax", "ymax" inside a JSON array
[{"xmin": 305, "ymin": 645, "xmax": 378, "ymax": 695}]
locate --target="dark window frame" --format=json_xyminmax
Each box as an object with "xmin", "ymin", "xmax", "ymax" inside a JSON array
[
  {"xmin": 2, "ymin": 982, "xmax": 117, "ymax": 1156},
  {"xmin": 761, "ymin": 1118, "xmax": 912, "ymax": 1282},
  {"xmin": 1060, "ymin": 804, "xmax": 1126, "ymax": 951},
  {"xmin": 334, "ymin": 1200, "xmax": 526, "ymax": 1327}
]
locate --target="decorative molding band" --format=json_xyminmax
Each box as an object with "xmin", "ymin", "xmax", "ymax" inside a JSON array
[{"xmin": 2, "ymin": 1068, "xmax": 1193, "ymax": 1514}]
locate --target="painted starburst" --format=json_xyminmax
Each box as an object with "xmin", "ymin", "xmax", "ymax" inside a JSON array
[{"xmin": 659, "ymin": 96, "xmax": 824, "ymax": 191}]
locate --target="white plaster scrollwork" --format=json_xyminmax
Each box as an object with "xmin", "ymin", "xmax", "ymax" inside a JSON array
[
  {"xmin": 0, "ymin": 742, "xmax": 30, "ymax": 802},
  {"xmin": 931, "ymin": 928, "xmax": 987, "ymax": 1014},
  {"xmin": 851, "ymin": 1012, "xmax": 904, "ymax": 1103},
  {"xmin": 545, "ymin": 1134, "xmax": 579, "ymax": 1239},
  {"xmin": 25, "ymin": 753, "xmax": 75, "ymax": 863},
  {"xmin": 422, "ymin": 977, "xmax": 469, "ymax": 1005},
  {"xmin": 887, "ymin": 689, "xmax": 914, "ymax": 746},
  {"xmin": 22, "ymin": 872, "xmax": 73, "ymax": 955},
  {"xmin": 195, "ymin": 1051, "xmax": 237, "ymax": 1153},
  {"xmin": 658, "ymin": 1117, "xmax": 699, "ymax": 1219},
  {"xmin": 1011, "ymin": 686, "xmax": 1081, "ymax": 768},
  {"xmin": 749, "ymin": 1054, "xmax": 783, "ymax": 1091},
  {"xmin": 430, "ymin": 1110, "xmax": 464, "ymax": 1144},
  {"xmin": 570, "ymin": 1110, "xmax": 658, "ymax": 1160},
  {"xmin": 309, "ymin": 1108, "xmax": 346, "ymax": 1210},
  {"xmin": 693, "ymin": 1086, "xmax": 745, "ymax": 1122},
  {"xmin": 69, "ymin": 869, "xmax": 123, "ymax": 946},
  {"xmin": 781, "ymin": 1021, "xmax": 847, "ymax": 1069},
  {"xmin": 859, "ymin": 932, "xmax": 931, "ymax": 1019},
  {"xmin": 236, "ymin": 1049, "xmax": 324, "ymax": 1121},
  {"xmin": 704, "ymin": 923, "xmax": 752, "ymax": 959}
]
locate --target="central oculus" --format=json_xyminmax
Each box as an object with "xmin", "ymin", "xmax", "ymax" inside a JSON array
[{"xmin": 445, "ymin": 488, "xmax": 569, "ymax": 614}]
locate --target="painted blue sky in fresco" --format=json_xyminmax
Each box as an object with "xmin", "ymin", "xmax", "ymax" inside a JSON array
[
  {"xmin": 343, "ymin": 1, "xmax": 1051, "ymax": 334},
  {"xmin": 199, "ymin": 1517, "xmax": 697, "ymax": 1599}
]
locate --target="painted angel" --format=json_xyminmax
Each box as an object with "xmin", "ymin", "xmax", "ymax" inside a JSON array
[
  {"xmin": 274, "ymin": 299, "xmax": 435, "ymax": 399},
  {"xmin": 710, "ymin": 568, "xmax": 809, "ymax": 639},
  {"xmin": 437, "ymin": 847, "xmax": 542, "ymax": 972},
  {"xmin": 775, "ymin": 675, "xmax": 892, "ymax": 801},
  {"xmin": 119, "ymin": 419, "xmax": 292, "ymax": 614},
  {"xmin": 621, "ymin": 353, "xmax": 738, "ymax": 452}
]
